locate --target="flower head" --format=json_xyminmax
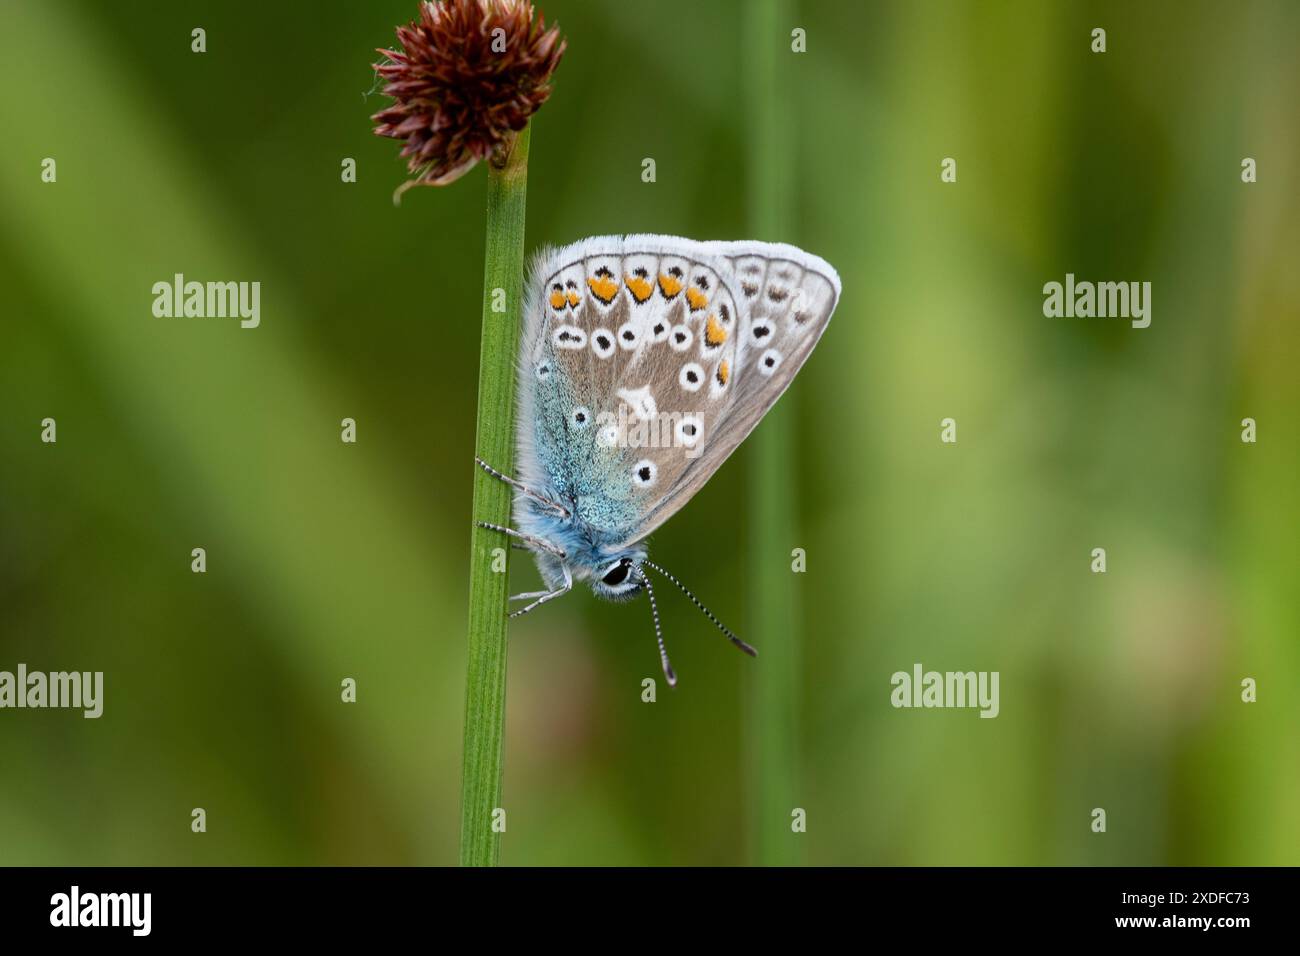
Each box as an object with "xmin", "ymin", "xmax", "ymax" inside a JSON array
[{"xmin": 372, "ymin": 0, "xmax": 565, "ymax": 190}]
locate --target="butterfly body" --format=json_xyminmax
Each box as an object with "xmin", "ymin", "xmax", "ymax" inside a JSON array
[
  {"xmin": 481, "ymin": 234, "xmax": 840, "ymax": 682},
  {"xmin": 515, "ymin": 495, "xmax": 647, "ymax": 599}
]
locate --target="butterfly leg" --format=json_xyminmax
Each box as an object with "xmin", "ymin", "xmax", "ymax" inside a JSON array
[
  {"xmin": 475, "ymin": 458, "xmax": 570, "ymax": 518},
  {"xmin": 476, "ymin": 521, "xmax": 566, "ymax": 559},
  {"xmin": 509, "ymin": 589, "xmax": 551, "ymax": 601},
  {"xmin": 509, "ymin": 565, "xmax": 572, "ymax": 619}
]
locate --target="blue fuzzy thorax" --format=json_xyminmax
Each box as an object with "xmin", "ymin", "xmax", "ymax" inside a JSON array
[
  {"xmin": 514, "ymin": 493, "xmax": 647, "ymax": 593},
  {"xmin": 517, "ymin": 392, "xmax": 649, "ymax": 592}
]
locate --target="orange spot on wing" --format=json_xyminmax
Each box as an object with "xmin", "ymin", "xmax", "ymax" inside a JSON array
[
  {"xmin": 686, "ymin": 287, "xmax": 709, "ymax": 311},
  {"xmin": 587, "ymin": 275, "xmax": 619, "ymax": 303},
  {"xmin": 625, "ymin": 275, "xmax": 654, "ymax": 303},
  {"xmin": 717, "ymin": 360, "xmax": 730, "ymax": 385},
  {"xmin": 658, "ymin": 273, "xmax": 682, "ymax": 298},
  {"xmin": 704, "ymin": 313, "xmax": 728, "ymax": 346},
  {"xmin": 549, "ymin": 291, "xmax": 567, "ymax": 309},
  {"xmin": 567, "ymin": 292, "xmax": 581, "ymax": 307}
]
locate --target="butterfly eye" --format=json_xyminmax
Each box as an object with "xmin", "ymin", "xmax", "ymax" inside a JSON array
[{"xmin": 602, "ymin": 560, "xmax": 632, "ymax": 587}]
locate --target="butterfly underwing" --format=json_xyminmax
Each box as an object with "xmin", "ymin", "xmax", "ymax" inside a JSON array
[{"xmin": 476, "ymin": 234, "xmax": 840, "ymax": 684}]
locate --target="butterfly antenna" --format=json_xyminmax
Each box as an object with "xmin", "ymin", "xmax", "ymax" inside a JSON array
[
  {"xmin": 641, "ymin": 560, "xmax": 758, "ymax": 658},
  {"xmin": 635, "ymin": 567, "xmax": 676, "ymax": 687}
]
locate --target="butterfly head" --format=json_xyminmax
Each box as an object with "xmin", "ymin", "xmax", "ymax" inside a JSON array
[{"xmin": 589, "ymin": 552, "xmax": 647, "ymax": 601}]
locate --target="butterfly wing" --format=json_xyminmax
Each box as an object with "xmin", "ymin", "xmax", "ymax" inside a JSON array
[
  {"xmin": 516, "ymin": 235, "xmax": 840, "ymax": 549},
  {"xmin": 632, "ymin": 239, "xmax": 840, "ymax": 542}
]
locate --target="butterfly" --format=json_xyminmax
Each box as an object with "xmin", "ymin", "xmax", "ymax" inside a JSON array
[{"xmin": 477, "ymin": 235, "xmax": 840, "ymax": 686}]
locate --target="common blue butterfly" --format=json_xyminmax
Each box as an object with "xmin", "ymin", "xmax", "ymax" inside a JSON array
[{"xmin": 477, "ymin": 235, "xmax": 841, "ymax": 685}]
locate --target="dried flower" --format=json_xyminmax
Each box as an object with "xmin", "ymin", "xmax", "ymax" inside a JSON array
[{"xmin": 372, "ymin": 0, "xmax": 565, "ymax": 191}]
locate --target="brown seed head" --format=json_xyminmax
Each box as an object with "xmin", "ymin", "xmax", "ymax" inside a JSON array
[{"xmin": 372, "ymin": 0, "xmax": 566, "ymax": 189}]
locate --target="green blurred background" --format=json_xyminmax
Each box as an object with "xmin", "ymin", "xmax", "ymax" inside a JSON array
[{"xmin": 1, "ymin": 0, "xmax": 1296, "ymax": 865}]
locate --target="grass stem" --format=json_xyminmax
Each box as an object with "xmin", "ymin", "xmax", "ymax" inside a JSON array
[{"xmin": 459, "ymin": 124, "xmax": 531, "ymax": 867}]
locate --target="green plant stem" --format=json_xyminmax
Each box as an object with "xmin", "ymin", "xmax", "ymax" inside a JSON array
[
  {"xmin": 460, "ymin": 124, "xmax": 530, "ymax": 867},
  {"xmin": 747, "ymin": 0, "xmax": 802, "ymax": 867}
]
